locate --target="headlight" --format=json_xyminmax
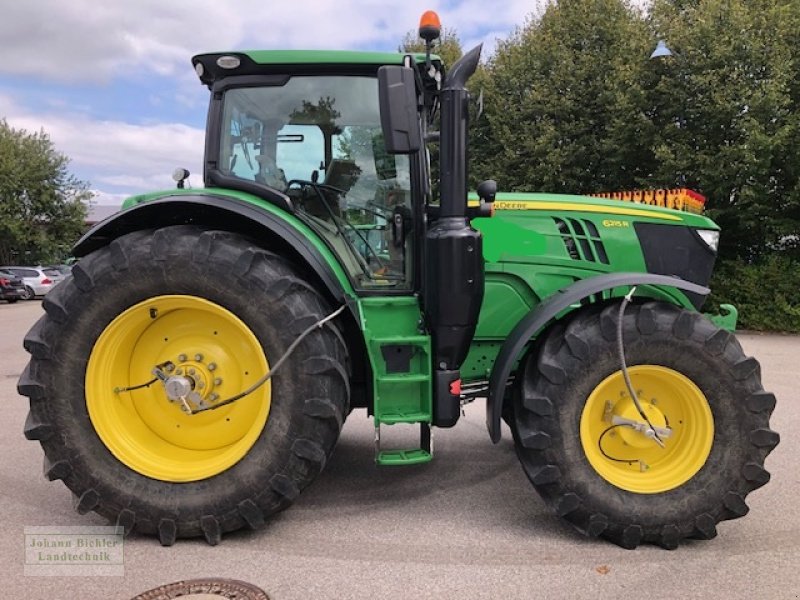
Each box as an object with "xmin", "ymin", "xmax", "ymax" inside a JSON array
[{"xmin": 696, "ymin": 229, "xmax": 720, "ymax": 252}]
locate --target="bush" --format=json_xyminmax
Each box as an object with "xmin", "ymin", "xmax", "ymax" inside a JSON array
[{"xmin": 706, "ymin": 255, "xmax": 800, "ymax": 332}]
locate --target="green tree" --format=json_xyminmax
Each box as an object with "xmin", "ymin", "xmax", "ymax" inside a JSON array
[
  {"xmin": 473, "ymin": 0, "xmax": 655, "ymax": 193},
  {"xmin": 0, "ymin": 120, "xmax": 90, "ymax": 264},
  {"xmin": 648, "ymin": 0, "xmax": 800, "ymax": 260}
]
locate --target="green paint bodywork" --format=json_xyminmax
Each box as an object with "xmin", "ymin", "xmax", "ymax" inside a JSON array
[
  {"xmin": 458, "ymin": 193, "xmax": 717, "ymax": 382},
  {"xmin": 707, "ymin": 303, "xmax": 739, "ymax": 332}
]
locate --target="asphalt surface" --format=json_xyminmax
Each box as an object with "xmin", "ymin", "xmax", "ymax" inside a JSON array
[{"xmin": 0, "ymin": 300, "xmax": 797, "ymax": 600}]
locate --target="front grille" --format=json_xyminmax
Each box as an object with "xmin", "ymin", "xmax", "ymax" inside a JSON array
[{"xmin": 554, "ymin": 217, "xmax": 609, "ymax": 264}]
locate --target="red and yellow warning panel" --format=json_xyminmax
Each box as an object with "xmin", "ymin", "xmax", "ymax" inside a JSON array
[{"xmin": 590, "ymin": 188, "xmax": 706, "ymax": 214}]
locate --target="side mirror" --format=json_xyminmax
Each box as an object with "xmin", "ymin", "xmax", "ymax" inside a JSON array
[{"xmin": 377, "ymin": 66, "xmax": 422, "ymax": 154}]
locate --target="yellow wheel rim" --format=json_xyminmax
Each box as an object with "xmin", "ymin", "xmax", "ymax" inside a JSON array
[
  {"xmin": 580, "ymin": 365, "xmax": 713, "ymax": 494},
  {"xmin": 86, "ymin": 295, "xmax": 271, "ymax": 482}
]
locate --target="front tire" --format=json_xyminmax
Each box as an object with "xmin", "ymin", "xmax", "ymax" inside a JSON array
[
  {"xmin": 513, "ymin": 301, "xmax": 778, "ymax": 549},
  {"xmin": 21, "ymin": 285, "xmax": 34, "ymax": 300},
  {"xmin": 19, "ymin": 226, "xmax": 350, "ymax": 545}
]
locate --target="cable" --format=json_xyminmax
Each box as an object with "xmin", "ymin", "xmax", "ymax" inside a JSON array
[
  {"xmin": 616, "ymin": 287, "xmax": 665, "ymax": 447},
  {"xmin": 191, "ymin": 304, "xmax": 348, "ymax": 413},
  {"xmin": 114, "ymin": 378, "xmax": 157, "ymax": 394},
  {"xmin": 598, "ymin": 424, "xmax": 639, "ymax": 464}
]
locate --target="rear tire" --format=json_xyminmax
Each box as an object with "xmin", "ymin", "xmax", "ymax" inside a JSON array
[
  {"xmin": 21, "ymin": 285, "xmax": 34, "ymax": 300},
  {"xmin": 19, "ymin": 226, "xmax": 350, "ymax": 545},
  {"xmin": 513, "ymin": 301, "xmax": 778, "ymax": 549}
]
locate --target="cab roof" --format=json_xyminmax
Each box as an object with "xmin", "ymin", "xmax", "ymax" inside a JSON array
[{"xmin": 191, "ymin": 50, "xmax": 438, "ymax": 87}]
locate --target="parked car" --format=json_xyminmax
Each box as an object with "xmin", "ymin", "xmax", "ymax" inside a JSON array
[
  {"xmin": 0, "ymin": 266, "xmax": 60, "ymax": 300},
  {"xmin": 0, "ymin": 269, "xmax": 25, "ymax": 303},
  {"xmin": 46, "ymin": 264, "xmax": 73, "ymax": 277}
]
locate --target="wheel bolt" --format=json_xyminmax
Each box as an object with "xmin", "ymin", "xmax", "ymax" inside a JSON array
[
  {"xmin": 165, "ymin": 363, "xmax": 175, "ymax": 372},
  {"xmin": 214, "ymin": 377, "xmax": 222, "ymax": 386},
  {"xmin": 178, "ymin": 354, "xmax": 187, "ymax": 362},
  {"xmin": 208, "ymin": 363, "xmax": 217, "ymax": 371},
  {"xmin": 188, "ymin": 368, "xmax": 196, "ymax": 376},
  {"xmin": 195, "ymin": 353, "xmax": 203, "ymax": 362},
  {"xmin": 198, "ymin": 382, "xmax": 205, "ymax": 389},
  {"xmin": 209, "ymin": 393, "xmax": 218, "ymax": 401}
]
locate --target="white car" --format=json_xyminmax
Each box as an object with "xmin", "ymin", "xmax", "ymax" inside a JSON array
[{"xmin": 0, "ymin": 266, "xmax": 62, "ymax": 300}]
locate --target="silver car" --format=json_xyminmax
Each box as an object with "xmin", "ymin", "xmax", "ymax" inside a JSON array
[{"xmin": 0, "ymin": 266, "xmax": 62, "ymax": 300}]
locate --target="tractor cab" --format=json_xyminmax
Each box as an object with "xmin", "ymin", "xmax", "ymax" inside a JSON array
[{"xmin": 192, "ymin": 50, "xmax": 443, "ymax": 291}]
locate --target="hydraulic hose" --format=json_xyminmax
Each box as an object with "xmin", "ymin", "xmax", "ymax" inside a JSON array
[
  {"xmin": 616, "ymin": 287, "xmax": 665, "ymax": 447},
  {"xmin": 192, "ymin": 304, "xmax": 347, "ymax": 413}
]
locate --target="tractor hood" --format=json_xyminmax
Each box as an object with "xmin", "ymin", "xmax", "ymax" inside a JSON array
[{"xmin": 469, "ymin": 191, "xmax": 716, "ymax": 230}]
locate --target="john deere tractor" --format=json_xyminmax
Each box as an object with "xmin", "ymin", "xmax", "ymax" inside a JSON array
[{"xmin": 19, "ymin": 13, "xmax": 778, "ymax": 549}]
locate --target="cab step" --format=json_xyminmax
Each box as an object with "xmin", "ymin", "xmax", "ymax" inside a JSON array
[{"xmin": 375, "ymin": 422, "xmax": 432, "ymax": 466}]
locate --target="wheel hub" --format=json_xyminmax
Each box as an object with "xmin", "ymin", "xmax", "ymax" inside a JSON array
[
  {"xmin": 86, "ymin": 295, "xmax": 271, "ymax": 482},
  {"xmin": 158, "ymin": 353, "xmax": 228, "ymax": 413},
  {"xmin": 580, "ymin": 365, "xmax": 714, "ymax": 494},
  {"xmin": 163, "ymin": 375, "xmax": 193, "ymax": 400},
  {"xmin": 613, "ymin": 400, "xmax": 669, "ymax": 448}
]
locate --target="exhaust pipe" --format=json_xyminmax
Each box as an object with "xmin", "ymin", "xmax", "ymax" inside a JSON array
[{"xmin": 425, "ymin": 44, "xmax": 484, "ymax": 427}]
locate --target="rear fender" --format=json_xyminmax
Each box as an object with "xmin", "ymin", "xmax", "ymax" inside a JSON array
[
  {"xmin": 486, "ymin": 273, "xmax": 710, "ymax": 443},
  {"xmin": 74, "ymin": 194, "xmax": 371, "ymax": 407},
  {"xmin": 74, "ymin": 194, "xmax": 353, "ymax": 304}
]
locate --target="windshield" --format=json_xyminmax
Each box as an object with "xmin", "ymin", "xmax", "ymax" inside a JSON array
[{"xmin": 218, "ymin": 76, "xmax": 414, "ymax": 290}]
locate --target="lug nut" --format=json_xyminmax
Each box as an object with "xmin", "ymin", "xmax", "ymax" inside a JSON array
[
  {"xmin": 188, "ymin": 368, "xmax": 196, "ymax": 376},
  {"xmin": 208, "ymin": 363, "xmax": 217, "ymax": 371},
  {"xmin": 214, "ymin": 377, "xmax": 222, "ymax": 386},
  {"xmin": 165, "ymin": 363, "xmax": 175, "ymax": 372},
  {"xmin": 195, "ymin": 353, "xmax": 203, "ymax": 362},
  {"xmin": 178, "ymin": 354, "xmax": 187, "ymax": 362},
  {"xmin": 209, "ymin": 393, "xmax": 218, "ymax": 401},
  {"xmin": 198, "ymin": 382, "xmax": 205, "ymax": 389},
  {"xmin": 175, "ymin": 369, "xmax": 183, "ymax": 375}
]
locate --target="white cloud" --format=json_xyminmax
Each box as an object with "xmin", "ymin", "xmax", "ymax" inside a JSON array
[
  {"xmin": 0, "ymin": 94, "xmax": 204, "ymax": 202},
  {"xmin": 0, "ymin": 1, "xmax": 545, "ymax": 82}
]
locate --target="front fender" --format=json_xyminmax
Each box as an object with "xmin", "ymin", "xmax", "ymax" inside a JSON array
[{"xmin": 486, "ymin": 273, "xmax": 710, "ymax": 443}]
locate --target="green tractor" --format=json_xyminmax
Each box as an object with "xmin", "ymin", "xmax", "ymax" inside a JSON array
[{"xmin": 19, "ymin": 14, "xmax": 778, "ymax": 549}]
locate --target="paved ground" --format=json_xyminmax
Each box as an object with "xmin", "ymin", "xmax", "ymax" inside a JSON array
[{"xmin": 0, "ymin": 300, "xmax": 797, "ymax": 600}]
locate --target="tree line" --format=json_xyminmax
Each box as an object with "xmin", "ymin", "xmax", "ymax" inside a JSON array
[{"xmin": 0, "ymin": 120, "xmax": 89, "ymax": 265}]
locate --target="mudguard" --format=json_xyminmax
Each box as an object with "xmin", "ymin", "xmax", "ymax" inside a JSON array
[
  {"xmin": 73, "ymin": 193, "xmax": 350, "ymax": 304},
  {"xmin": 486, "ymin": 273, "xmax": 710, "ymax": 443}
]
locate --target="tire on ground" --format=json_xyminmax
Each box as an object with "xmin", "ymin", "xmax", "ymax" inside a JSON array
[
  {"xmin": 19, "ymin": 225, "xmax": 350, "ymax": 545},
  {"xmin": 513, "ymin": 300, "xmax": 779, "ymax": 549}
]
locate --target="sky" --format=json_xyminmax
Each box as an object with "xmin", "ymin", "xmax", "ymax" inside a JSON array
[{"xmin": 1, "ymin": 0, "xmax": 653, "ymax": 207}]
